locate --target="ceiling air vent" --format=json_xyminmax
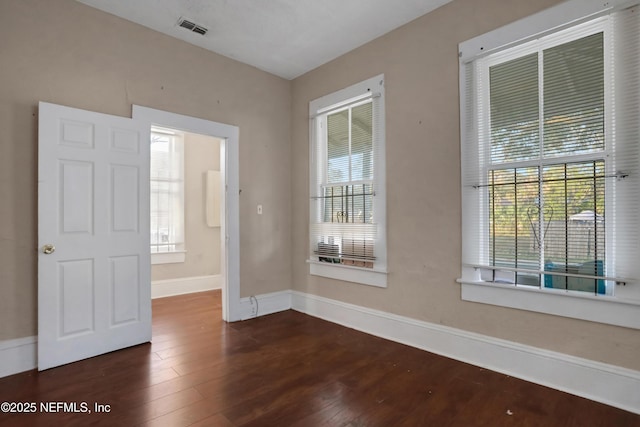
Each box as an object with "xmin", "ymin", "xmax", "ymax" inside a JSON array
[{"xmin": 177, "ymin": 18, "xmax": 208, "ymax": 36}]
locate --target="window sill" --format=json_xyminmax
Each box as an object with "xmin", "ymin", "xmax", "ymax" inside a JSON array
[
  {"xmin": 151, "ymin": 251, "xmax": 186, "ymax": 265},
  {"xmin": 457, "ymin": 279, "xmax": 640, "ymax": 330},
  {"xmin": 308, "ymin": 260, "xmax": 387, "ymax": 288}
]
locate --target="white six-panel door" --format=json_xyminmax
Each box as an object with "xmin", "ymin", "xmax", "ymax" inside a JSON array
[{"xmin": 38, "ymin": 102, "xmax": 151, "ymax": 370}]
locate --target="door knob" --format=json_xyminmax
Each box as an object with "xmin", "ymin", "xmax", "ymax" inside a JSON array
[{"xmin": 42, "ymin": 244, "xmax": 55, "ymax": 255}]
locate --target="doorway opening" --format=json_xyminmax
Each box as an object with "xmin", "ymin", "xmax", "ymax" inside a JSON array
[
  {"xmin": 149, "ymin": 126, "xmax": 224, "ymax": 300},
  {"xmin": 133, "ymin": 106, "xmax": 241, "ymax": 322}
]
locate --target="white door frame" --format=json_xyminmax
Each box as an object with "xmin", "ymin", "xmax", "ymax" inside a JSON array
[{"xmin": 132, "ymin": 106, "xmax": 241, "ymax": 322}]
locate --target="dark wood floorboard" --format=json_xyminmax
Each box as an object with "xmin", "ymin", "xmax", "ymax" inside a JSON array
[{"xmin": 0, "ymin": 290, "xmax": 638, "ymax": 426}]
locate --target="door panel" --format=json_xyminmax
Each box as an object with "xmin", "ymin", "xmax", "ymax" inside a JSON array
[
  {"xmin": 38, "ymin": 102, "xmax": 151, "ymax": 371},
  {"xmin": 111, "ymin": 165, "xmax": 139, "ymax": 232},
  {"xmin": 110, "ymin": 255, "xmax": 140, "ymax": 325},
  {"xmin": 60, "ymin": 160, "xmax": 94, "ymax": 233},
  {"xmin": 59, "ymin": 259, "xmax": 95, "ymax": 337}
]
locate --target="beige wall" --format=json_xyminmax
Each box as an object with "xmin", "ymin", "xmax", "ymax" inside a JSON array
[
  {"xmin": 291, "ymin": 0, "xmax": 640, "ymax": 371},
  {"xmin": 0, "ymin": 0, "xmax": 292, "ymax": 341},
  {"xmin": 151, "ymin": 132, "xmax": 221, "ymax": 281}
]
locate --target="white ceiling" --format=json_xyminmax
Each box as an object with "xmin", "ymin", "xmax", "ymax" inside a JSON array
[{"xmin": 76, "ymin": 0, "xmax": 452, "ymax": 80}]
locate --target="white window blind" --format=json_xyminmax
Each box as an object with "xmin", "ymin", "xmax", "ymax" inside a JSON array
[
  {"xmin": 309, "ymin": 75, "xmax": 387, "ymax": 286},
  {"xmin": 460, "ymin": 4, "xmax": 640, "ymax": 297},
  {"xmin": 150, "ymin": 128, "xmax": 185, "ymax": 254}
]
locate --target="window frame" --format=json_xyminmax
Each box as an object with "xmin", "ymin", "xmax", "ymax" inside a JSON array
[
  {"xmin": 458, "ymin": 0, "xmax": 640, "ymax": 329},
  {"xmin": 308, "ymin": 74, "xmax": 387, "ymax": 287},
  {"xmin": 150, "ymin": 127, "xmax": 186, "ymax": 265},
  {"xmin": 480, "ymin": 19, "xmax": 611, "ymax": 293}
]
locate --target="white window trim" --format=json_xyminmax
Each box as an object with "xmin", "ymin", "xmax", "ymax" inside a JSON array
[
  {"xmin": 151, "ymin": 250, "xmax": 186, "ymax": 265},
  {"xmin": 308, "ymin": 74, "xmax": 387, "ymax": 288},
  {"xmin": 458, "ymin": 0, "xmax": 640, "ymax": 329},
  {"xmin": 458, "ymin": 279, "xmax": 640, "ymax": 329},
  {"xmin": 458, "ymin": 0, "xmax": 633, "ymax": 64}
]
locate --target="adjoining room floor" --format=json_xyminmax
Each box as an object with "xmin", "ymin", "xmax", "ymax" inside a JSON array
[{"xmin": 0, "ymin": 290, "xmax": 638, "ymax": 426}]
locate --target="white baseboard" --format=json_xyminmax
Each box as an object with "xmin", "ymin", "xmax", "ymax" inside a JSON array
[
  {"xmin": 0, "ymin": 336, "xmax": 37, "ymax": 378},
  {"xmin": 291, "ymin": 291, "xmax": 640, "ymax": 415},
  {"xmin": 152, "ymin": 275, "xmax": 221, "ymax": 299},
  {"xmin": 240, "ymin": 290, "xmax": 292, "ymax": 320}
]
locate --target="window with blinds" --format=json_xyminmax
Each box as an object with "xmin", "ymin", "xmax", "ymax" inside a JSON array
[
  {"xmin": 309, "ymin": 75, "xmax": 387, "ymax": 287},
  {"xmin": 460, "ymin": 3, "xmax": 640, "ymax": 302},
  {"xmin": 150, "ymin": 127, "xmax": 185, "ymax": 255}
]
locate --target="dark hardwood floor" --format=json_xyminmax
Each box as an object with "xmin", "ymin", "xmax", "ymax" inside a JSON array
[{"xmin": 0, "ymin": 290, "xmax": 638, "ymax": 426}]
